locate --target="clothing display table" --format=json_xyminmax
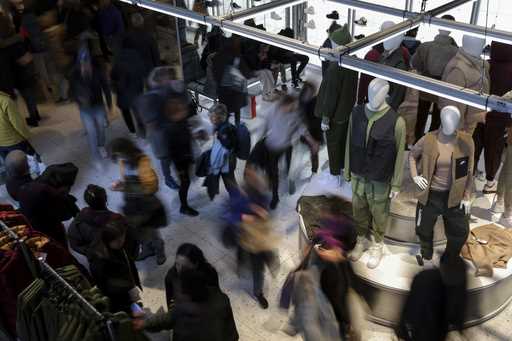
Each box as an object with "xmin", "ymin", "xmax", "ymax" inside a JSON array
[{"xmin": 298, "ymin": 171, "xmax": 512, "ymax": 327}]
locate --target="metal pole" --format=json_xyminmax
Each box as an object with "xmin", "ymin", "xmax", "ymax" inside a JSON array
[
  {"xmin": 470, "ymin": 0, "xmax": 481, "ymax": 25},
  {"xmin": 351, "ymin": 9, "xmax": 356, "ymax": 37},
  {"xmin": 347, "ymin": 8, "xmax": 353, "ymax": 36}
]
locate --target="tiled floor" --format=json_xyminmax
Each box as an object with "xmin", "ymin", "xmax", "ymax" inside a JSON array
[{"xmin": 3, "ymin": 70, "xmax": 512, "ymax": 340}]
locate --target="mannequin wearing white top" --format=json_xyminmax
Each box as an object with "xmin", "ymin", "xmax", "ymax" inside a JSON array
[{"xmin": 381, "ymin": 21, "xmax": 404, "ymax": 54}]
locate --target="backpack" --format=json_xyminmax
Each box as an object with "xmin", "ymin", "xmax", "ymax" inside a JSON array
[{"xmin": 235, "ymin": 123, "xmax": 251, "ymax": 160}]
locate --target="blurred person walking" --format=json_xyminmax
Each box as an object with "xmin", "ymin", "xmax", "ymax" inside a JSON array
[
  {"xmin": 165, "ymin": 243, "xmax": 219, "ymax": 309},
  {"xmin": 109, "ymin": 137, "xmax": 167, "ymax": 265}
]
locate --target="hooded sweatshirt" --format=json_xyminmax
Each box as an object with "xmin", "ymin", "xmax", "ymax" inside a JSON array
[{"xmin": 314, "ymin": 25, "xmax": 358, "ymax": 124}]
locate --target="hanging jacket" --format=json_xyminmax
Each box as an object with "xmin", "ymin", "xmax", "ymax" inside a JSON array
[
  {"xmin": 349, "ymin": 105, "xmax": 399, "ymax": 182},
  {"xmin": 409, "ymin": 130, "xmax": 474, "ymax": 208},
  {"xmin": 487, "ymin": 42, "xmax": 512, "ymax": 125},
  {"xmin": 379, "ymin": 47, "xmax": 410, "ymax": 110},
  {"xmin": 439, "ymin": 49, "xmax": 490, "ymax": 133}
]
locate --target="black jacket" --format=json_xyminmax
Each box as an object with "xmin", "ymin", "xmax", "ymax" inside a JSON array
[
  {"xmin": 166, "ymin": 119, "xmax": 194, "ymax": 164},
  {"xmin": 122, "ymin": 28, "xmax": 160, "ymax": 76},
  {"xmin": 70, "ymin": 63, "xmax": 112, "ymax": 109},
  {"xmin": 111, "ymin": 48, "xmax": 145, "ymax": 110}
]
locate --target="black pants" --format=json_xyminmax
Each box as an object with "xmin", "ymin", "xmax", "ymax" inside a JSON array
[
  {"xmin": 473, "ymin": 119, "xmax": 508, "ymax": 181},
  {"xmin": 416, "ymin": 190, "xmax": 469, "ymax": 260},
  {"xmin": 120, "ymin": 108, "xmax": 136, "ymax": 133},
  {"xmin": 415, "ymin": 98, "xmax": 440, "ymax": 142},
  {"xmin": 268, "ymin": 148, "xmax": 287, "ymax": 203},
  {"xmin": 175, "ymin": 161, "xmax": 192, "ymax": 208},
  {"xmin": 19, "ymin": 87, "xmax": 40, "ymax": 120},
  {"xmin": 237, "ymin": 248, "xmax": 276, "ymax": 295},
  {"xmin": 274, "ymin": 52, "xmax": 309, "ymax": 84}
]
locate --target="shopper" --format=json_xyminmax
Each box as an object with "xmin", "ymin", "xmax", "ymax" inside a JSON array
[
  {"xmin": 109, "ymin": 137, "xmax": 167, "ymax": 265},
  {"xmin": 205, "ymin": 103, "xmax": 239, "ymax": 200},
  {"xmin": 69, "ymin": 45, "xmax": 112, "ymax": 164},
  {"xmin": 92, "ymin": 0, "xmax": 124, "ymax": 59},
  {"xmin": 270, "ymin": 28, "xmax": 309, "ymax": 88},
  {"xmin": 212, "ymin": 35, "xmax": 252, "ymax": 125},
  {"xmin": 401, "ymin": 27, "xmax": 421, "ymax": 56},
  {"xmin": 68, "ymin": 184, "xmax": 125, "ymax": 257},
  {"xmin": 89, "ymin": 219, "xmax": 142, "ymax": 313},
  {"xmin": 164, "ymin": 95, "xmax": 199, "ymax": 216},
  {"xmin": 111, "ymin": 39, "xmax": 146, "ymax": 134},
  {"xmin": 280, "ymin": 208, "xmax": 358, "ymax": 340},
  {"xmin": 4, "ymin": 150, "xmax": 32, "ymax": 202},
  {"xmin": 133, "ymin": 268, "xmax": 239, "ymax": 341},
  {"xmin": 165, "ymin": 243, "xmax": 220, "ymax": 309},
  {"xmin": 298, "ymin": 81, "xmax": 322, "ymax": 176}
]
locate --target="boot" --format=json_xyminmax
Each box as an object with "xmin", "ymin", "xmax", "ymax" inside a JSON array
[{"xmin": 367, "ymin": 242, "xmax": 384, "ymax": 269}]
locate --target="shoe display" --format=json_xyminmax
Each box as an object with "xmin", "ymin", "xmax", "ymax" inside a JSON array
[
  {"xmin": 304, "ymin": 6, "xmax": 315, "ymax": 15},
  {"xmin": 255, "ymin": 294, "xmax": 269, "ymax": 309},
  {"xmin": 354, "ymin": 17, "xmax": 367, "ymax": 26},
  {"xmin": 180, "ymin": 205, "xmax": 199, "ymax": 216},
  {"xmin": 231, "ymin": 2, "xmax": 241, "ymax": 9},
  {"xmin": 326, "ymin": 10, "xmax": 339, "ymax": 20},
  {"xmin": 305, "ymin": 19, "xmax": 316, "ymax": 29},
  {"xmin": 349, "ymin": 236, "xmax": 370, "ymax": 262},
  {"xmin": 270, "ymin": 11, "xmax": 282, "ymax": 20},
  {"xmin": 354, "ymin": 34, "xmax": 365, "ymax": 40},
  {"xmin": 367, "ymin": 242, "xmax": 383, "ymax": 269}
]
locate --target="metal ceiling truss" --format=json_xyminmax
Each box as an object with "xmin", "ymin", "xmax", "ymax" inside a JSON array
[{"xmin": 118, "ymin": 0, "xmax": 512, "ymax": 114}]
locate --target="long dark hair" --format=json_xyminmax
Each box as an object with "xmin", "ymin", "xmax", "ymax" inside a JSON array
[{"xmin": 176, "ymin": 243, "xmax": 207, "ymax": 266}]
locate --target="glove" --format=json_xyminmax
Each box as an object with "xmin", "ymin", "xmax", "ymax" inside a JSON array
[
  {"xmin": 413, "ymin": 176, "xmax": 429, "ymax": 190},
  {"xmin": 321, "ymin": 117, "xmax": 330, "ymax": 131},
  {"xmin": 460, "ymin": 200, "xmax": 472, "ymax": 215},
  {"xmin": 389, "ymin": 191, "xmax": 399, "ymax": 199}
]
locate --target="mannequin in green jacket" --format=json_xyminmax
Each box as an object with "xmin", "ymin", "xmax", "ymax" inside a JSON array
[{"xmin": 314, "ymin": 25, "xmax": 358, "ymax": 179}]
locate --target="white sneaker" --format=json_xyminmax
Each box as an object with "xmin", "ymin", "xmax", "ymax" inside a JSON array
[
  {"xmin": 367, "ymin": 243, "xmax": 384, "ymax": 269},
  {"xmin": 304, "ymin": 6, "xmax": 315, "ymax": 15},
  {"xmin": 270, "ymin": 11, "xmax": 282, "ymax": 20},
  {"xmin": 349, "ymin": 236, "xmax": 370, "ymax": 262},
  {"xmin": 99, "ymin": 146, "xmax": 108, "ymax": 159},
  {"xmin": 304, "ymin": 19, "xmax": 316, "ymax": 29}
]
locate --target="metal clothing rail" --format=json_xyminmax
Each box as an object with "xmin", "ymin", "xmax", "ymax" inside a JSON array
[{"xmin": 118, "ymin": 0, "xmax": 512, "ymax": 114}]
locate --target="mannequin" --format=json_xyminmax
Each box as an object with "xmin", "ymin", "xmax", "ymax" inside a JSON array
[
  {"xmin": 439, "ymin": 35, "xmax": 489, "ymax": 135},
  {"xmin": 345, "ymin": 78, "xmax": 406, "ymax": 269},
  {"xmin": 315, "ymin": 25, "xmax": 358, "ymax": 178},
  {"xmin": 378, "ymin": 21, "xmax": 409, "ymax": 111},
  {"xmin": 409, "ymin": 106, "xmax": 474, "ymax": 267}
]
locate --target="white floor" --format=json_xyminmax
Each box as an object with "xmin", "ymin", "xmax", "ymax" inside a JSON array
[{"xmin": 2, "ymin": 70, "xmax": 512, "ymax": 340}]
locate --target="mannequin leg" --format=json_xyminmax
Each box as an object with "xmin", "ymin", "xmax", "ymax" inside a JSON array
[
  {"xmin": 351, "ymin": 179, "xmax": 372, "ymax": 238},
  {"xmin": 368, "ymin": 183, "xmax": 391, "ymax": 243},
  {"xmin": 325, "ymin": 122, "xmax": 348, "ymax": 176},
  {"xmin": 415, "ymin": 191, "xmax": 444, "ymax": 260},
  {"xmin": 442, "ymin": 205, "xmax": 469, "ymax": 260}
]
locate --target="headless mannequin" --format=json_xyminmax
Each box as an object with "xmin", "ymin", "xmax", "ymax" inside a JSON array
[
  {"xmin": 381, "ymin": 21, "xmax": 404, "ymax": 54},
  {"xmin": 461, "ymin": 35, "xmax": 485, "ymax": 58}
]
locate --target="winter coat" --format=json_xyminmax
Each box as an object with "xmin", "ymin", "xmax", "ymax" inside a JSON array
[
  {"xmin": 166, "ymin": 119, "xmax": 194, "ymax": 165},
  {"xmin": 111, "ymin": 48, "xmax": 145, "ymax": 110},
  {"xmin": 119, "ymin": 155, "xmax": 159, "ymax": 195},
  {"xmin": 144, "ymin": 287, "xmax": 239, "ymax": 341},
  {"xmin": 401, "ymin": 37, "xmax": 421, "ymax": 56},
  {"xmin": 69, "ymin": 63, "xmax": 112, "ymax": 110},
  {"xmin": 165, "ymin": 264, "xmax": 220, "ymax": 308},
  {"xmin": 18, "ymin": 181, "xmax": 79, "ymax": 246},
  {"xmin": 122, "ymin": 28, "xmax": 160, "ymax": 77},
  {"xmin": 487, "ymin": 42, "xmax": 512, "ymax": 125},
  {"xmin": 0, "ymin": 34, "xmax": 36, "ymax": 90},
  {"xmin": 439, "ymin": 49, "xmax": 490, "ymax": 133},
  {"xmin": 379, "ymin": 47, "xmax": 410, "ymax": 110},
  {"xmin": 357, "ymin": 45, "xmax": 383, "ymax": 105},
  {"xmin": 212, "ymin": 50, "xmax": 252, "ymax": 113},
  {"xmin": 68, "ymin": 207, "xmax": 124, "ymax": 256},
  {"xmin": 397, "ymin": 79, "xmax": 420, "ymax": 145}
]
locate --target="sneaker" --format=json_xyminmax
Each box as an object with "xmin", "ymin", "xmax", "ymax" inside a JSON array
[
  {"xmin": 255, "ymin": 294, "xmax": 269, "ymax": 309},
  {"xmin": 231, "ymin": 2, "xmax": 241, "ymax": 9},
  {"xmin": 180, "ymin": 206, "xmax": 199, "ymax": 216},
  {"xmin": 270, "ymin": 11, "xmax": 282, "ymax": 20},
  {"xmin": 326, "ymin": 11, "xmax": 339, "ymax": 20},
  {"xmin": 156, "ymin": 253, "xmax": 167, "ymax": 265},
  {"xmin": 354, "ymin": 34, "xmax": 365, "ymax": 40},
  {"xmin": 165, "ymin": 177, "xmax": 180, "ymax": 190},
  {"xmin": 304, "ymin": 6, "xmax": 315, "ymax": 15},
  {"xmin": 304, "ymin": 19, "xmax": 316, "ymax": 29},
  {"xmin": 354, "ymin": 17, "xmax": 367, "ymax": 26},
  {"xmin": 482, "ymin": 180, "xmax": 497, "ymax": 194},
  {"xmin": 349, "ymin": 236, "xmax": 370, "ymax": 262},
  {"xmin": 367, "ymin": 242, "xmax": 383, "ymax": 269},
  {"xmin": 99, "ymin": 146, "xmax": 108, "ymax": 159},
  {"xmin": 26, "ymin": 117, "xmax": 39, "ymax": 127}
]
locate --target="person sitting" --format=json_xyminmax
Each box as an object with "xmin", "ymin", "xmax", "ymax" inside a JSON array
[
  {"xmin": 269, "ymin": 28, "xmax": 309, "ymax": 88},
  {"xmin": 165, "ymin": 243, "xmax": 219, "ymax": 309},
  {"xmin": 134, "ymin": 268, "xmax": 239, "ymax": 341},
  {"xmin": 68, "ymin": 184, "xmax": 126, "ymax": 257}
]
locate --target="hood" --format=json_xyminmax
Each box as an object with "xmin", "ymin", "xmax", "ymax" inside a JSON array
[
  {"xmin": 329, "ymin": 24, "xmax": 351, "ymax": 46},
  {"xmin": 458, "ymin": 48, "xmax": 487, "ymax": 71},
  {"xmin": 490, "ymin": 41, "xmax": 512, "ymax": 63}
]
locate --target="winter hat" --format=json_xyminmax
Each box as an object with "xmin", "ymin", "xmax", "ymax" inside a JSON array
[
  {"xmin": 327, "ymin": 21, "xmax": 341, "ymax": 34},
  {"xmin": 329, "ymin": 24, "xmax": 352, "ymax": 46}
]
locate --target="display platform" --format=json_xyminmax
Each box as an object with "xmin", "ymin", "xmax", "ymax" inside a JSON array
[{"xmin": 298, "ymin": 171, "xmax": 512, "ymax": 327}]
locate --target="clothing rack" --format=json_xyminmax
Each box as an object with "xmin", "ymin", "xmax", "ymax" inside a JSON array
[{"xmin": 0, "ymin": 219, "xmax": 116, "ymax": 341}]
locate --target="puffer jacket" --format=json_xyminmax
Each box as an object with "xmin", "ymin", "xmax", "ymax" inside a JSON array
[{"xmin": 439, "ymin": 49, "xmax": 490, "ymax": 133}]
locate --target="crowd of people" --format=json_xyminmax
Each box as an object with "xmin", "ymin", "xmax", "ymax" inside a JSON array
[{"xmin": 0, "ymin": 0, "xmax": 484, "ymax": 340}]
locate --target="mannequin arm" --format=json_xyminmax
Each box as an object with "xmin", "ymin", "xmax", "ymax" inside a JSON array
[
  {"xmin": 390, "ymin": 117, "xmax": 406, "ymax": 193},
  {"xmin": 343, "ymin": 117, "xmax": 353, "ymax": 182},
  {"xmin": 409, "ymin": 136, "xmax": 425, "ymax": 178}
]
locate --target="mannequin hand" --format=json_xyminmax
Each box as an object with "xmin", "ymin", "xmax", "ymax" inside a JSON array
[
  {"xmin": 413, "ymin": 176, "xmax": 429, "ymax": 190},
  {"xmin": 389, "ymin": 191, "xmax": 399, "ymax": 199},
  {"xmin": 321, "ymin": 117, "xmax": 330, "ymax": 131},
  {"xmin": 460, "ymin": 200, "xmax": 472, "ymax": 215}
]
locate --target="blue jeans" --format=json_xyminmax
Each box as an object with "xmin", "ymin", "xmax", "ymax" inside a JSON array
[{"xmin": 80, "ymin": 107, "xmax": 107, "ymax": 161}]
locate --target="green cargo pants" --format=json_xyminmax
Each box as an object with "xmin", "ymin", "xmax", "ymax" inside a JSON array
[
  {"xmin": 326, "ymin": 121, "xmax": 349, "ymax": 176},
  {"xmin": 351, "ymin": 175, "xmax": 391, "ymax": 242}
]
